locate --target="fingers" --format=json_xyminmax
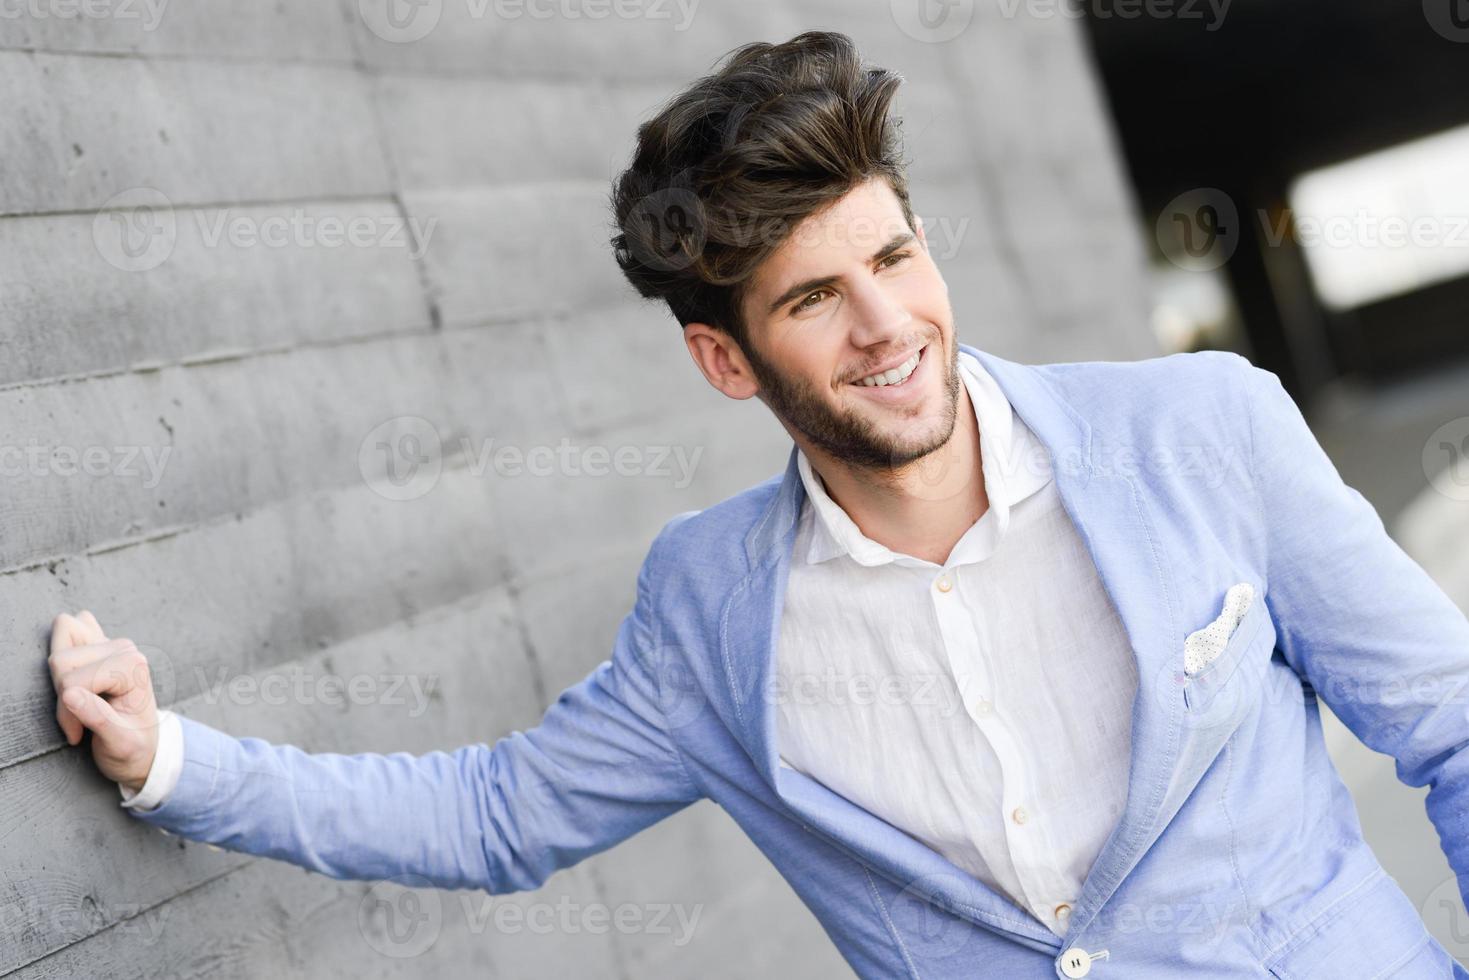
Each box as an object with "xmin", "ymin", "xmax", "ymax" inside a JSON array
[
  {"xmin": 57, "ymin": 643, "xmax": 149, "ymax": 701},
  {"xmin": 77, "ymin": 610, "xmax": 107, "ymax": 643},
  {"xmin": 49, "ymin": 610, "xmax": 106, "ymax": 659},
  {"xmin": 50, "ymin": 636, "xmax": 136, "ymax": 682},
  {"xmin": 49, "ymin": 614, "xmax": 102, "ymax": 744},
  {"xmin": 48, "ymin": 610, "xmax": 119, "ymax": 746},
  {"xmin": 61, "ymin": 687, "xmax": 125, "ymax": 742},
  {"xmin": 49, "ymin": 613, "xmax": 88, "ymax": 659},
  {"xmin": 50, "ymin": 637, "xmax": 143, "ymax": 745}
]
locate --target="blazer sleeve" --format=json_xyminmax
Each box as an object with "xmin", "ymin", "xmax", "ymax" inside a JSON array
[
  {"xmin": 122, "ymin": 530, "xmax": 705, "ymax": 894},
  {"xmin": 1240, "ymin": 356, "xmax": 1469, "ymax": 904}
]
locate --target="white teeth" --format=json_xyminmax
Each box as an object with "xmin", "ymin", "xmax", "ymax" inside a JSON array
[{"xmin": 858, "ymin": 349, "xmax": 921, "ymax": 387}]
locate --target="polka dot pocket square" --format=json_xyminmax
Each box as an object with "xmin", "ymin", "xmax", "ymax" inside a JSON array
[{"xmin": 1183, "ymin": 582, "xmax": 1256, "ymax": 676}]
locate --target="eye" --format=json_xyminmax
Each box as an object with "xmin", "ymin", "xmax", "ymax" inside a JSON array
[
  {"xmin": 879, "ymin": 250, "xmax": 913, "ymax": 270},
  {"xmin": 792, "ymin": 289, "xmax": 830, "ymax": 314}
]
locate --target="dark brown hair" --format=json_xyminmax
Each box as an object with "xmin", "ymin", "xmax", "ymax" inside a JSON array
[{"xmin": 609, "ymin": 30, "xmax": 914, "ymax": 349}]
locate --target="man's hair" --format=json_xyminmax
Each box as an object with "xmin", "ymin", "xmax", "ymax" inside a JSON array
[{"xmin": 609, "ymin": 30, "xmax": 914, "ymax": 349}]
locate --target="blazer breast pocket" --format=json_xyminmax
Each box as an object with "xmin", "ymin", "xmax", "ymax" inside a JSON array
[{"xmin": 1181, "ymin": 581, "xmax": 1268, "ymax": 718}]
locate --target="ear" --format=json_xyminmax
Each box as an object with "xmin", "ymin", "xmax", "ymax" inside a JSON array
[{"xmin": 684, "ymin": 322, "xmax": 760, "ymax": 400}]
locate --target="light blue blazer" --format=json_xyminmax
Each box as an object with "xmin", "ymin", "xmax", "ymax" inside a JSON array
[{"xmin": 128, "ymin": 345, "xmax": 1469, "ymax": 978}]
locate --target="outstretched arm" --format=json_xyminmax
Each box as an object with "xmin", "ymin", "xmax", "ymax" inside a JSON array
[
  {"xmin": 82, "ymin": 531, "xmax": 705, "ymax": 893},
  {"xmin": 1240, "ymin": 356, "xmax": 1469, "ymax": 904}
]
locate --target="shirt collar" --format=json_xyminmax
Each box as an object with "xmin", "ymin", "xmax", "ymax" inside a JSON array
[{"xmin": 797, "ymin": 349, "xmax": 1053, "ymax": 567}]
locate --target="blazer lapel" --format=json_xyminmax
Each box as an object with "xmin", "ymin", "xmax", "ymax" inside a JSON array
[{"xmin": 718, "ymin": 343, "xmax": 1187, "ymax": 945}]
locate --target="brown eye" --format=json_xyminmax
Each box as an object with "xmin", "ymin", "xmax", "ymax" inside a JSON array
[{"xmin": 794, "ymin": 289, "xmax": 829, "ymax": 313}]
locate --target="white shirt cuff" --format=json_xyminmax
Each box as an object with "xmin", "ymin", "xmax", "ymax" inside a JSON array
[{"xmin": 119, "ymin": 708, "xmax": 184, "ymax": 812}]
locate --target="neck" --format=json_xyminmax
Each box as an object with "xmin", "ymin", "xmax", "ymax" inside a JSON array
[{"xmin": 802, "ymin": 382, "xmax": 988, "ymax": 565}]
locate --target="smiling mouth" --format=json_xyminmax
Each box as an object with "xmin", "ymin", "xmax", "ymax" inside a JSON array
[{"xmin": 851, "ymin": 344, "xmax": 927, "ymax": 388}]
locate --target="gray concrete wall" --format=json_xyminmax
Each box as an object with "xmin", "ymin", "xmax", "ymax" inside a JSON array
[{"xmin": 1, "ymin": 2, "xmax": 1154, "ymax": 977}]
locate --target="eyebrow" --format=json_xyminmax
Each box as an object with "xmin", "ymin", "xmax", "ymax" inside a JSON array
[{"xmin": 763, "ymin": 231, "xmax": 917, "ymax": 317}]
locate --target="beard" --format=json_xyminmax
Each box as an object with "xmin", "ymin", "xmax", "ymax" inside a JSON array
[{"xmin": 743, "ymin": 334, "xmax": 963, "ymax": 472}]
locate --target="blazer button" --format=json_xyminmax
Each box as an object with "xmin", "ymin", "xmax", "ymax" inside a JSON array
[{"xmin": 1059, "ymin": 947, "xmax": 1093, "ymax": 978}]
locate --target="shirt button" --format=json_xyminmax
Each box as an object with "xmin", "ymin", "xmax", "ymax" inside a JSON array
[
  {"xmin": 1011, "ymin": 806, "xmax": 1029, "ymax": 825},
  {"xmin": 935, "ymin": 576, "xmax": 952, "ymax": 593},
  {"xmin": 972, "ymin": 698, "xmax": 993, "ymax": 717},
  {"xmin": 1054, "ymin": 902, "xmax": 1073, "ymax": 921},
  {"xmin": 1059, "ymin": 947, "xmax": 1093, "ymax": 978}
]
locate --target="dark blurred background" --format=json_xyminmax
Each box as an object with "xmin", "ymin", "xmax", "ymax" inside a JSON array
[{"xmin": 1085, "ymin": 1, "xmax": 1469, "ymax": 518}]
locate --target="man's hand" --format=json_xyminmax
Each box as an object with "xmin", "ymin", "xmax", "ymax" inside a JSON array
[{"xmin": 48, "ymin": 611, "xmax": 160, "ymax": 794}]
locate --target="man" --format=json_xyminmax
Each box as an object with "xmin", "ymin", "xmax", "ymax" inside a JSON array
[{"xmin": 49, "ymin": 31, "xmax": 1469, "ymax": 978}]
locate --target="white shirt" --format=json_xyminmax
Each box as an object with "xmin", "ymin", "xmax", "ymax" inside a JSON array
[
  {"xmin": 774, "ymin": 350, "xmax": 1138, "ymax": 937},
  {"xmin": 121, "ymin": 353, "xmax": 1140, "ymax": 940},
  {"xmin": 118, "ymin": 708, "xmax": 183, "ymax": 811}
]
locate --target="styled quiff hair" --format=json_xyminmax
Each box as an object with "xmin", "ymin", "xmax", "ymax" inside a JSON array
[{"xmin": 609, "ymin": 30, "xmax": 914, "ymax": 348}]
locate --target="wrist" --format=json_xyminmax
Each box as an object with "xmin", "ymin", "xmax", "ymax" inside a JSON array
[{"xmin": 123, "ymin": 729, "xmax": 161, "ymax": 795}]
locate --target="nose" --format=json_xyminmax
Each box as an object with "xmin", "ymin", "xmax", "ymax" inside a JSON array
[{"xmin": 845, "ymin": 275, "xmax": 912, "ymax": 351}]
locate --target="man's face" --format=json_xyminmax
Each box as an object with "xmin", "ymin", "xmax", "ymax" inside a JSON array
[{"xmin": 738, "ymin": 177, "xmax": 962, "ymax": 471}]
